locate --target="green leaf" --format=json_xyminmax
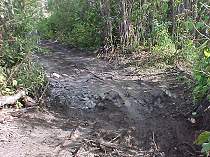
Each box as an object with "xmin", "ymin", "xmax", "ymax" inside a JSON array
[
  {"xmin": 162, "ymin": 3, "xmax": 168, "ymax": 13},
  {"xmin": 196, "ymin": 22, "xmax": 205, "ymax": 29},
  {"xmin": 204, "ymin": 16, "xmax": 209, "ymax": 21},
  {"xmin": 195, "ymin": 131, "xmax": 210, "ymax": 145},
  {"xmin": 201, "ymin": 143, "xmax": 210, "ymax": 154},
  {"xmin": 185, "ymin": 20, "xmax": 194, "ymax": 31},
  {"xmin": 204, "ymin": 49, "xmax": 210, "ymax": 58},
  {"xmin": 208, "ymin": 94, "xmax": 210, "ymax": 101}
]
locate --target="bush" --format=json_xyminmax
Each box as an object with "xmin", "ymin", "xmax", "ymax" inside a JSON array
[
  {"xmin": 37, "ymin": 18, "xmax": 54, "ymax": 39},
  {"xmin": 15, "ymin": 61, "xmax": 46, "ymax": 94},
  {"xmin": 0, "ymin": 0, "xmax": 45, "ymax": 97},
  {"xmin": 38, "ymin": 0, "xmax": 102, "ymax": 49},
  {"xmin": 152, "ymin": 22, "xmax": 177, "ymax": 64},
  {"xmin": 193, "ymin": 48, "xmax": 210, "ymax": 102},
  {"xmin": 180, "ymin": 40, "xmax": 198, "ymax": 64}
]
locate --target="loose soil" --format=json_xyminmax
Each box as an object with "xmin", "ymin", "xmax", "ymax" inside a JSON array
[{"xmin": 0, "ymin": 41, "xmax": 207, "ymax": 157}]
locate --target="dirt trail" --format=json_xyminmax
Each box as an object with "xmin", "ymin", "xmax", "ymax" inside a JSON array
[{"xmin": 0, "ymin": 41, "xmax": 202, "ymax": 157}]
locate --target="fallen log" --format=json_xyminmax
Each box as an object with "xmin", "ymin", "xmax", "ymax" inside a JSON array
[{"xmin": 0, "ymin": 90, "xmax": 26, "ymax": 107}]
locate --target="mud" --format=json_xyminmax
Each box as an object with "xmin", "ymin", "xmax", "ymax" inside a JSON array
[{"xmin": 0, "ymin": 41, "xmax": 204, "ymax": 157}]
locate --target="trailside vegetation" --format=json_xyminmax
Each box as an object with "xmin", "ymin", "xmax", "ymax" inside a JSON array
[{"xmin": 0, "ymin": 0, "xmax": 45, "ymax": 107}]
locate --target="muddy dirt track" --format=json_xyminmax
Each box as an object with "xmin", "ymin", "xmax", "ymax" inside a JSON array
[{"xmin": 0, "ymin": 41, "xmax": 206, "ymax": 157}]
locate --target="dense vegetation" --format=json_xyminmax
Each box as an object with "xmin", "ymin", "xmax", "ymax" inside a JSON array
[{"xmin": 0, "ymin": 0, "xmax": 45, "ymax": 103}]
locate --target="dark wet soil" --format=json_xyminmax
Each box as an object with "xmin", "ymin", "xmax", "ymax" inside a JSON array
[{"xmin": 0, "ymin": 41, "xmax": 205, "ymax": 157}]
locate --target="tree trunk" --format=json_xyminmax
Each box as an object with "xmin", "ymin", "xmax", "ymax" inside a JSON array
[
  {"xmin": 99, "ymin": 0, "xmax": 114, "ymax": 53},
  {"xmin": 168, "ymin": 0, "xmax": 175, "ymax": 37}
]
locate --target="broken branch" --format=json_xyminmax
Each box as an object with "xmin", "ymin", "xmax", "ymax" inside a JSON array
[{"xmin": 0, "ymin": 90, "xmax": 26, "ymax": 107}]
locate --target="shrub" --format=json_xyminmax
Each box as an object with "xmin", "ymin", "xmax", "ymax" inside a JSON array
[
  {"xmin": 193, "ymin": 48, "xmax": 210, "ymax": 102},
  {"xmin": 0, "ymin": 0, "xmax": 45, "ymax": 97},
  {"xmin": 38, "ymin": 0, "xmax": 102, "ymax": 49},
  {"xmin": 152, "ymin": 21, "xmax": 177, "ymax": 64}
]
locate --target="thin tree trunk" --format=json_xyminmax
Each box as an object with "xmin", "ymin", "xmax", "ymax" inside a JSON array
[
  {"xmin": 192, "ymin": 0, "xmax": 198, "ymax": 39},
  {"xmin": 168, "ymin": 0, "xmax": 175, "ymax": 37},
  {"xmin": 99, "ymin": 0, "xmax": 114, "ymax": 53}
]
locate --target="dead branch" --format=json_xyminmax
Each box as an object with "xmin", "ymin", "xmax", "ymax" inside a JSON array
[
  {"xmin": 97, "ymin": 138, "xmax": 118, "ymax": 149},
  {"xmin": 0, "ymin": 90, "xmax": 26, "ymax": 107},
  {"xmin": 37, "ymin": 81, "xmax": 49, "ymax": 104}
]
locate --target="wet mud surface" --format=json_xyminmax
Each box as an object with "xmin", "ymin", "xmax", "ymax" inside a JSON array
[{"xmin": 0, "ymin": 41, "xmax": 204, "ymax": 157}]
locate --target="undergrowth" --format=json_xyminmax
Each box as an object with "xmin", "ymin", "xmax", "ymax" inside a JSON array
[{"xmin": 0, "ymin": 0, "xmax": 45, "ymax": 101}]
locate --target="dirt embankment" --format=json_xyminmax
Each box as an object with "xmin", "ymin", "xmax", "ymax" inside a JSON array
[{"xmin": 0, "ymin": 41, "xmax": 206, "ymax": 157}]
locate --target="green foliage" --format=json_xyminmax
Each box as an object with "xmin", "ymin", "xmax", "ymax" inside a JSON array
[
  {"xmin": 0, "ymin": 0, "xmax": 45, "ymax": 97},
  {"xmin": 1, "ymin": 0, "xmax": 41, "ymax": 65},
  {"xmin": 193, "ymin": 48, "xmax": 210, "ymax": 102},
  {"xmin": 68, "ymin": 22, "xmax": 101, "ymax": 48},
  {"xmin": 37, "ymin": 18, "xmax": 54, "ymax": 39},
  {"xmin": 152, "ymin": 21, "xmax": 176, "ymax": 64},
  {"xmin": 195, "ymin": 131, "xmax": 210, "ymax": 156},
  {"xmin": 16, "ymin": 61, "xmax": 46, "ymax": 93},
  {"xmin": 39, "ymin": 0, "xmax": 102, "ymax": 48},
  {"xmin": 180, "ymin": 40, "xmax": 198, "ymax": 63},
  {"xmin": 195, "ymin": 131, "xmax": 210, "ymax": 145}
]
